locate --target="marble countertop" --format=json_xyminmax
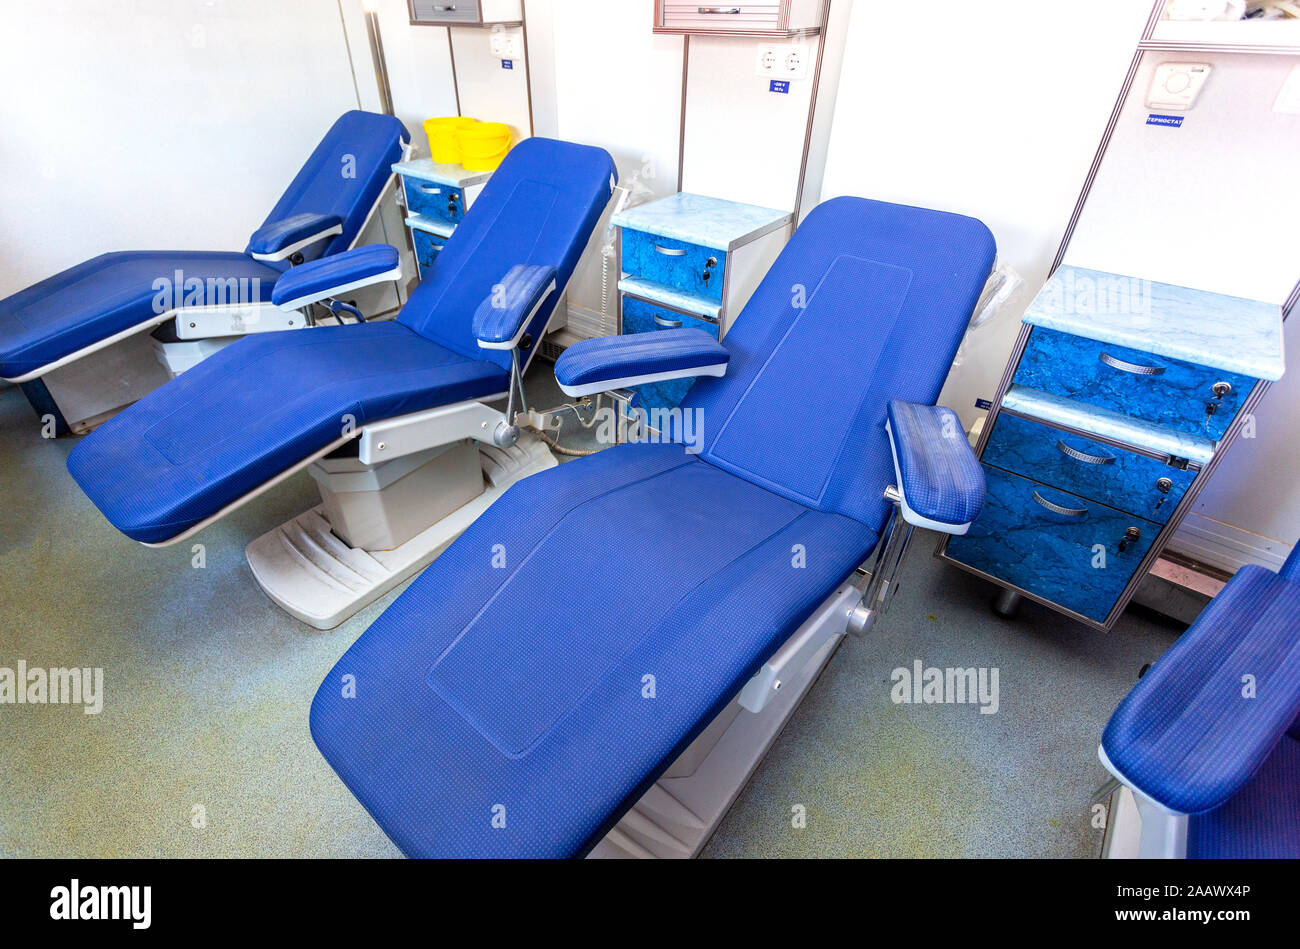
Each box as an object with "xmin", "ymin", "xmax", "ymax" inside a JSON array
[
  {"xmin": 1002, "ymin": 384, "xmax": 1216, "ymax": 467},
  {"xmin": 613, "ymin": 192, "xmax": 791, "ymax": 251},
  {"xmin": 1023, "ymin": 265, "xmax": 1285, "ymax": 381},
  {"xmin": 392, "ymin": 158, "xmax": 492, "ymax": 188}
]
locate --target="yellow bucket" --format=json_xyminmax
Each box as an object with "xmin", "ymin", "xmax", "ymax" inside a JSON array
[
  {"xmin": 457, "ymin": 122, "xmax": 511, "ymax": 159},
  {"xmin": 424, "ymin": 116, "xmax": 479, "ymax": 164},
  {"xmin": 462, "ymin": 146, "xmax": 509, "ymax": 172}
]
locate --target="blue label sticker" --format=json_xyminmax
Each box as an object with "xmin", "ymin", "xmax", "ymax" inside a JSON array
[
  {"xmin": 770, "ymin": 79, "xmax": 790, "ymax": 94},
  {"xmin": 975, "ymin": 398, "xmax": 994, "ymax": 411},
  {"xmin": 1146, "ymin": 113, "xmax": 1184, "ymax": 128},
  {"xmin": 502, "ymin": 59, "xmax": 514, "ymax": 70}
]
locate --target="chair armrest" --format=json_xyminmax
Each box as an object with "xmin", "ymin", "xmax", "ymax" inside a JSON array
[
  {"xmin": 270, "ymin": 244, "xmax": 402, "ymax": 311},
  {"xmin": 248, "ymin": 212, "xmax": 344, "ymax": 262},
  {"xmin": 1101, "ymin": 563, "xmax": 1300, "ymax": 815},
  {"xmin": 555, "ymin": 329, "xmax": 729, "ymax": 397},
  {"xmin": 473, "ymin": 265, "xmax": 558, "ymax": 351},
  {"xmin": 885, "ymin": 400, "xmax": 984, "ymax": 534}
]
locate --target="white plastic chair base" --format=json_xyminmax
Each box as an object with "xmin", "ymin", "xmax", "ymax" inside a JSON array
[{"xmin": 245, "ymin": 434, "xmax": 556, "ymax": 630}]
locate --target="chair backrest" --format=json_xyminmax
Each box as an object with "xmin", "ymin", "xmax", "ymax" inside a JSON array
[
  {"xmin": 397, "ymin": 137, "xmax": 616, "ymax": 372},
  {"xmin": 686, "ymin": 196, "xmax": 995, "ymax": 533},
  {"xmin": 248, "ymin": 110, "xmax": 410, "ymax": 267}
]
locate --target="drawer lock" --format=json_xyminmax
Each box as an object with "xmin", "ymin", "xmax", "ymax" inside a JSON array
[
  {"xmin": 702, "ymin": 256, "xmax": 718, "ymax": 289},
  {"xmin": 1118, "ymin": 526, "xmax": 1142, "ymax": 553}
]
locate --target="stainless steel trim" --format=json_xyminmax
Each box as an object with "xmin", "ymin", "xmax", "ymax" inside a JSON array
[
  {"xmin": 364, "ymin": 10, "xmax": 395, "ymax": 116},
  {"xmin": 447, "ymin": 28, "xmax": 462, "ymax": 114},
  {"xmin": 654, "ymin": 244, "xmax": 688, "ymax": 256},
  {"xmin": 1056, "ymin": 439, "xmax": 1116, "ymax": 466},
  {"xmin": 521, "ymin": 0, "xmax": 536, "ymax": 137},
  {"xmin": 677, "ymin": 35, "xmax": 690, "ymax": 191},
  {"xmin": 1139, "ymin": 40, "xmax": 1300, "ymax": 56},
  {"xmin": 1099, "ymin": 351, "xmax": 1165, "ymax": 376},
  {"xmin": 1032, "ymin": 490, "xmax": 1089, "ymax": 518},
  {"xmin": 654, "ymin": 315, "xmax": 684, "ymax": 328},
  {"xmin": 697, "ymin": 6, "xmax": 742, "ymax": 13},
  {"xmin": 793, "ymin": 0, "xmax": 833, "ymax": 226},
  {"xmin": 972, "ymin": 323, "xmax": 1034, "ymax": 457}
]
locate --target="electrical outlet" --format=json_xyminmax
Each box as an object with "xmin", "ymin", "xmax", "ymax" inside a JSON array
[
  {"xmin": 489, "ymin": 29, "xmax": 522, "ymax": 59},
  {"xmin": 755, "ymin": 44, "xmax": 781, "ymax": 76},
  {"xmin": 755, "ymin": 43, "xmax": 810, "ymax": 80}
]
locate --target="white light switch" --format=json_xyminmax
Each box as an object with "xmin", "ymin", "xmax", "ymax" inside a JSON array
[
  {"xmin": 1274, "ymin": 64, "xmax": 1300, "ymax": 115},
  {"xmin": 1147, "ymin": 62, "xmax": 1213, "ymax": 111}
]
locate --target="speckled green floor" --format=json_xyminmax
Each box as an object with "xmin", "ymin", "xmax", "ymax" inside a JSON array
[{"xmin": 0, "ymin": 374, "xmax": 1180, "ymax": 859}]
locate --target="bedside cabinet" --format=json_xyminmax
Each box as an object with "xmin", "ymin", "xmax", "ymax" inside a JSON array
[
  {"xmin": 941, "ymin": 265, "xmax": 1285, "ymax": 630},
  {"xmin": 392, "ymin": 158, "xmax": 493, "ymax": 279},
  {"xmin": 612, "ymin": 192, "xmax": 791, "ymax": 414}
]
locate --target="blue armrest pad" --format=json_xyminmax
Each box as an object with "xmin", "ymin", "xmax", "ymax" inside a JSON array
[
  {"xmin": 555, "ymin": 329, "xmax": 729, "ymax": 395},
  {"xmin": 472, "ymin": 265, "xmax": 558, "ymax": 348},
  {"xmin": 248, "ymin": 211, "xmax": 343, "ymax": 258},
  {"xmin": 270, "ymin": 244, "xmax": 400, "ymax": 309},
  {"xmin": 1102, "ymin": 563, "xmax": 1300, "ymax": 814},
  {"xmin": 886, "ymin": 400, "xmax": 984, "ymax": 529}
]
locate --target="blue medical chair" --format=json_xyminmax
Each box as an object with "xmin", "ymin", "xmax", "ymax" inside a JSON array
[
  {"xmin": 309, "ymin": 196, "xmax": 997, "ymax": 858},
  {"xmin": 1100, "ymin": 543, "xmax": 1300, "ymax": 858},
  {"xmin": 0, "ymin": 110, "xmax": 409, "ymax": 432},
  {"xmin": 65, "ymin": 138, "xmax": 618, "ymax": 629}
]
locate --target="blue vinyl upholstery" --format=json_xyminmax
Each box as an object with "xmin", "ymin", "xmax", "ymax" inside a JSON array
[
  {"xmin": 312, "ymin": 196, "xmax": 997, "ymax": 857},
  {"xmin": 66, "ymin": 322, "xmax": 508, "ymax": 544},
  {"xmin": 397, "ymin": 138, "xmax": 616, "ymax": 373},
  {"xmin": 472, "ymin": 264, "xmax": 557, "ymax": 346},
  {"xmin": 0, "ymin": 111, "xmax": 407, "ymax": 381},
  {"xmin": 554, "ymin": 329, "xmax": 729, "ymax": 392},
  {"xmin": 0, "ymin": 252, "xmax": 280, "ymax": 380},
  {"xmin": 311, "ymin": 443, "xmax": 879, "ymax": 858},
  {"xmin": 249, "ymin": 111, "xmax": 408, "ymax": 264},
  {"xmin": 247, "ymin": 212, "xmax": 343, "ymax": 259},
  {"xmin": 886, "ymin": 400, "xmax": 985, "ymax": 528},
  {"xmin": 270, "ymin": 244, "xmax": 401, "ymax": 308},
  {"xmin": 686, "ymin": 198, "xmax": 996, "ymax": 535},
  {"xmin": 66, "ymin": 138, "xmax": 617, "ymax": 544},
  {"xmin": 1103, "ymin": 544, "xmax": 1300, "ymax": 858}
]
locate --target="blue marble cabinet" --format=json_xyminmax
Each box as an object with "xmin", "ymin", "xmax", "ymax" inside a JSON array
[
  {"xmin": 942, "ymin": 265, "xmax": 1284, "ymax": 630},
  {"xmin": 392, "ymin": 158, "xmax": 493, "ymax": 280},
  {"xmin": 612, "ymin": 193, "xmax": 792, "ymax": 417}
]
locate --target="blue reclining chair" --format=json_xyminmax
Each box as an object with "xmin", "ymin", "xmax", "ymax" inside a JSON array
[
  {"xmin": 310, "ymin": 196, "xmax": 997, "ymax": 858},
  {"xmin": 0, "ymin": 110, "xmax": 409, "ymax": 433},
  {"xmin": 65, "ymin": 138, "xmax": 618, "ymax": 629},
  {"xmin": 1099, "ymin": 543, "xmax": 1300, "ymax": 859}
]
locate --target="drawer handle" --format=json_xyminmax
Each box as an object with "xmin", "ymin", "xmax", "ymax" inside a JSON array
[
  {"xmin": 433, "ymin": 4, "xmax": 458, "ymax": 10},
  {"xmin": 1099, "ymin": 352, "xmax": 1166, "ymax": 376},
  {"xmin": 1056, "ymin": 440, "xmax": 1116, "ymax": 466},
  {"xmin": 417, "ymin": 185, "xmax": 443, "ymax": 194},
  {"xmin": 654, "ymin": 315, "xmax": 684, "ymax": 328},
  {"xmin": 1032, "ymin": 491, "xmax": 1088, "ymax": 518},
  {"xmin": 698, "ymin": 6, "xmax": 742, "ymax": 13},
  {"xmin": 654, "ymin": 244, "xmax": 688, "ymax": 257}
]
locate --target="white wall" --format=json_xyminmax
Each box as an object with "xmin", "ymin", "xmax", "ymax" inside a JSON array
[
  {"xmin": 1065, "ymin": 51, "xmax": 1300, "ymax": 567},
  {"xmin": 549, "ymin": 0, "xmax": 687, "ymax": 324},
  {"xmin": 817, "ymin": 0, "xmax": 1154, "ymax": 429},
  {"xmin": 0, "ymin": 0, "xmax": 365, "ymax": 295}
]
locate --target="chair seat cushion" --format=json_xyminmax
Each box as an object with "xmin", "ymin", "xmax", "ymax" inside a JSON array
[
  {"xmin": 1189, "ymin": 735, "xmax": 1300, "ymax": 858},
  {"xmin": 310, "ymin": 442, "xmax": 878, "ymax": 857},
  {"xmin": 0, "ymin": 251, "xmax": 282, "ymax": 379},
  {"xmin": 66, "ymin": 321, "xmax": 508, "ymax": 543},
  {"xmin": 1102, "ymin": 564, "xmax": 1300, "ymax": 814}
]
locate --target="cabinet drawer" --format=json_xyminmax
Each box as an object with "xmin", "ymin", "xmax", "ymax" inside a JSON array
[
  {"xmin": 946, "ymin": 466, "xmax": 1158, "ymax": 623},
  {"xmin": 410, "ymin": 1, "xmax": 482, "ymax": 24},
  {"xmin": 622, "ymin": 229, "xmax": 725, "ymax": 302},
  {"xmin": 403, "ymin": 179, "xmax": 465, "ymax": 225},
  {"xmin": 660, "ymin": 3, "xmax": 783, "ymax": 31},
  {"xmin": 983, "ymin": 413, "xmax": 1195, "ymax": 525},
  {"xmin": 412, "ymin": 229, "xmax": 447, "ymax": 274},
  {"xmin": 1013, "ymin": 326, "xmax": 1253, "ymax": 441},
  {"xmin": 622, "ymin": 296, "xmax": 718, "ymax": 413}
]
